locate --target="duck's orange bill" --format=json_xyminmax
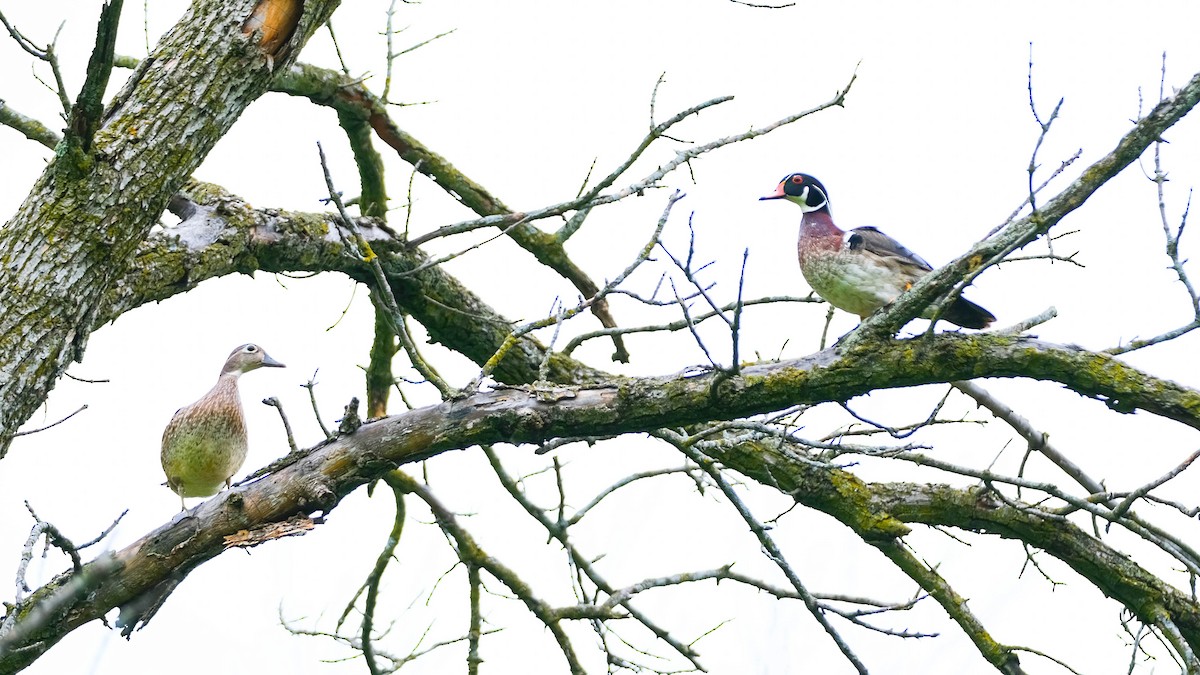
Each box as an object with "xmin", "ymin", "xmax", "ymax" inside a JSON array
[{"xmin": 759, "ymin": 182, "xmax": 787, "ymax": 200}]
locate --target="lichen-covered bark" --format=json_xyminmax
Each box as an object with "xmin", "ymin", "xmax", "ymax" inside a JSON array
[
  {"xmin": 1, "ymin": 9, "xmax": 1198, "ymax": 668},
  {"xmin": 5, "ymin": 326, "xmax": 1200, "ymax": 670},
  {"xmin": 0, "ymin": 102, "xmax": 60, "ymax": 148},
  {"xmin": 104, "ymin": 182, "xmax": 610, "ymax": 385},
  {"xmin": 335, "ymin": 106, "xmax": 394, "ymax": 415},
  {"xmin": 875, "ymin": 482, "xmax": 1200, "ymax": 654},
  {"xmin": 0, "ymin": 0, "xmax": 341, "ymax": 454},
  {"xmin": 113, "ymin": 183, "xmax": 1200, "ymax": 428},
  {"xmin": 113, "ymin": 185, "xmax": 1200, "ymax": 422},
  {"xmin": 274, "ymin": 61, "xmax": 630, "ymax": 362},
  {"xmin": 366, "ymin": 306, "xmax": 397, "ymax": 417},
  {"xmin": 704, "ymin": 437, "xmax": 1200, "ymax": 663}
]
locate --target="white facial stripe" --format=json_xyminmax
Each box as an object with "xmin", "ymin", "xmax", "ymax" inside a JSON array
[{"xmin": 796, "ymin": 185, "xmax": 828, "ymax": 213}]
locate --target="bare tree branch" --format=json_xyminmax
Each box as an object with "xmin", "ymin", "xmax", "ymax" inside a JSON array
[
  {"xmin": 844, "ymin": 67, "xmax": 1200, "ymax": 346},
  {"xmin": 7, "ymin": 324, "xmax": 1200, "ymax": 669}
]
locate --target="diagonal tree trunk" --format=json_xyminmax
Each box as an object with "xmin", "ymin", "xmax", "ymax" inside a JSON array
[{"xmin": 0, "ymin": 0, "xmax": 340, "ymax": 455}]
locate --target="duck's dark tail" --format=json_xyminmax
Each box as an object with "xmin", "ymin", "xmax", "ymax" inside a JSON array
[{"xmin": 943, "ymin": 296, "xmax": 996, "ymax": 329}]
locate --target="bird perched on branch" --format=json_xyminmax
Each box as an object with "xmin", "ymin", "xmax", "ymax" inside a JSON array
[
  {"xmin": 760, "ymin": 173, "xmax": 995, "ymax": 329},
  {"xmin": 161, "ymin": 344, "xmax": 285, "ymax": 510}
]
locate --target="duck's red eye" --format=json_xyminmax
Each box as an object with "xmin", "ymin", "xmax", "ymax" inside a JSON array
[{"xmin": 790, "ymin": 175, "xmax": 804, "ymax": 184}]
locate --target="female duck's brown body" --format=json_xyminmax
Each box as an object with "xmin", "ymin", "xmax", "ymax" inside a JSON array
[{"xmin": 161, "ymin": 344, "xmax": 284, "ymax": 509}]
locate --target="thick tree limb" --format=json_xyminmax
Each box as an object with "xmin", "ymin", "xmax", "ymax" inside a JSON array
[
  {"xmin": 101, "ymin": 181, "xmax": 608, "ymax": 385},
  {"xmin": 703, "ymin": 436, "xmax": 1200, "ymax": 668},
  {"xmin": 877, "ymin": 481, "xmax": 1200, "ymax": 658},
  {"xmin": 1, "ymin": 15, "xmax": 1196, "ymax": 672},
  {"xmin": 4, "ymin": 329, "xmax": 1200, "ymax": 670},
  {"xmin": 273, "ymin": 61, "xmax": 632, "ymax": 362}
]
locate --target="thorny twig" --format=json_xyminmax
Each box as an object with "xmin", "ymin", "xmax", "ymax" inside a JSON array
[
  {"xmin": 1110, "ymin": 448, "xmax": 1200, "ymax": 521},
  {"xmin": 284, "ymin": 618, "xmax": 498, "ymax": 673},
  {"xmin": 357, "ymin": 475, "xmax": 406, "ymax": 675},
  {"xmin": 566, "ymin": 465, "xmax": 708, "ymax": 526},
  {"xmin": 658, "ymin": 216, "xmax": 753, "ymax": 382},
  {"xmin": 992, "ymin": 150, "xmax": 1084, "ymax": 236},
  {"xmin": 323, "ymin": 19, "xmax": 350, "ymax": 75},
  {"xmin": 669, "ymin": 277, "xmax": 721, "ymax": 370},
  {"xmin": 381, "ymin": 0, "xmax": 453, "ymax": 105},
  {"xmin": 839, "ymin": 387, "xmax": 955, "ymax": 440},
  {"xmin": 386, "ymin": 470, "xmax": 587, "ymax": 674},
  {"xmin": 1026, "ymin": 44, "xmax": 1065, "ymax": 217}
]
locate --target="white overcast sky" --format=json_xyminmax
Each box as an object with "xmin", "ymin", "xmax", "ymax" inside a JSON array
[{"xmin": 3, "ymin": 1, "xmax": 1200, "ymax": 674}]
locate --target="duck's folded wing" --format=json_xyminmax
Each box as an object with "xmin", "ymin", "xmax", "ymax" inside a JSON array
[{"xmin": 847, "ymin": 226, "xmax": 934, "ymax": 272}]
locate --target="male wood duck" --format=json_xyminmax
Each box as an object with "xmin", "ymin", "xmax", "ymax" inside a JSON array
[
  {"xmin": 161, "ymin": 344, "xmax": 285, "ymax": 510},
  {"xmin": 760, "ymin": 173, "xmax": 995, "ymax": 329}
]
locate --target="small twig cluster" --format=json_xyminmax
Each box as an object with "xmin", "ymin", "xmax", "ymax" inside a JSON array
[{"xmin": 0, "ymin": 504, "xmax": 125, "ymax": 654}]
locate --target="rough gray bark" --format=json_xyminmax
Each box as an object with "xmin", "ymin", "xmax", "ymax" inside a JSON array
[
  {"xmin": 2, "ymin": 3, "xmax": 1200, "ymax": 673},
  {"xmin": 3, "ymin": 330, "xmax": 1199, "ymax": 671},
  {"xmin": 0, "ymin": 0, "xmax": 341, "ymax": 455},
  {"xmin": 706, "ymin": 436, "xmax": 1200, "ymax": 659},
  {"xmin": 107, "ymin": 182, "xmax": 609, "ymax": 385}
]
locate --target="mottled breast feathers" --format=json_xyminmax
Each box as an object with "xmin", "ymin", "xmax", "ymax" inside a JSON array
[
  {"xmin": 159, "ymin": 344, "xmax": 285, "ymax": 509},
  {"xmin": 762, "ymin": 172, "xmax": 996, "ymax": 329}
]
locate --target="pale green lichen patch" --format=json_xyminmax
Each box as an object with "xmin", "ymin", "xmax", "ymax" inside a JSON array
[
  {"xmin": 827, "ymin": 470, "xmax": 911, "ymax": 538},
  {"xmin": 276, "ymin": 210, "xmax": 331, "ymax": 239}
]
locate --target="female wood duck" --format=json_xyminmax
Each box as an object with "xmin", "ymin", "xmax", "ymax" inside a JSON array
[
  {"xmin": 761, "ymin": 173, "xmax": 995, "ymax": 329},
  {"xmin": 161, "ymin": 344, "xmax": 285, "ymax": 510}
]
